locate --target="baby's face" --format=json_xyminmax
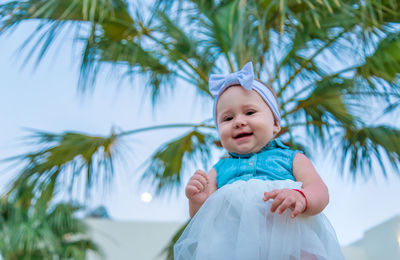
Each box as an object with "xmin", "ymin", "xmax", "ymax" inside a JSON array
[{"xmin": 216, "ymin": 86, "xmax": 280, "ymax": 154}]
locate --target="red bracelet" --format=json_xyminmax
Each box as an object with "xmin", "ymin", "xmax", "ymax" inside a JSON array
[{"xmin": 292, "ymin": 189, "xmax": 307, "ymax": 213}]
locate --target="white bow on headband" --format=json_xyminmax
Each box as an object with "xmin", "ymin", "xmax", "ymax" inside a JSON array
[
  {"xmin": 209, "ymin": 62, "xmax": 254, "ymax": 98},
  {"xmin": 208, "ymin": 62, "xmax": 281, "ymax": 124}
]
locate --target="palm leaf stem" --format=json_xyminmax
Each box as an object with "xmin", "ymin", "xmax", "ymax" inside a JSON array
[
  {"xmin": 15, "ymin": 21, "xmax": 61, "ymax": 68},
  {"xmin": 268, "ymin": 54, "xmax": 285, "ymax": 89},
  {"xmin": 344, "ymin": 91, "xmax": 400, "ymax": 98},
  {"xmin": 284, "ymin": 93, "xmax": 348, "ymax": 116},
  {"xmin": 175, "ymin": 64, "xmax": 195, "ymax": 80},
  {"xmin": 117, "ymin": 123, "xmax": 215, "ymax": 137},
  {"xmin": 174, "ymin": 52, "xmax": 209, "ymax": 83},
  {"xmin": 175, "ymin": 72, "xmax": 198, "ymax": 85},
  {"xmin": 277, "ymin": 30, "xmax": 346, "ymax": 98},
  {"xmin": 166, "ymin": 51, "xmax": 209, "ymax": 87},
  {"xmin": 143, "ymin": 32, "xmax": 209, "ymax": 83},
  {"xmin": 34, "ymin": 22, "xmax": 64, "ymax": 67},
  {"xmin": 288, "ymin": 120, "xmax": 342, "ymax": 129},
  {"xmin": 266, "ymin": 44, "xmax": 280, "ymax": 86},
  {"xmin": 281, "ymin": 65, "xmax": 360, "ymax": 106},
  {"xmin": 224, "ymin": 51, "xmax": 234, "ymax": 72},
  {"xmin": 173, "ymin": 62, "xmax": 202, "ymax": 85}
]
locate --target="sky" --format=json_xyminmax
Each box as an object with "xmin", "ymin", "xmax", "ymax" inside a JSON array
[{"xmin": 1, "ymin": 22, "xmax": 400, "ymax": 247}]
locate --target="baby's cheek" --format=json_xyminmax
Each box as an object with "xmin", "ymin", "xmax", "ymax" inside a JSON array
[{"xmin": 219, "ymin": 136, "xmax": 227, "ymax": 148}]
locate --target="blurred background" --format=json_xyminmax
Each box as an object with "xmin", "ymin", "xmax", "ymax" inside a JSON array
[{"xmin": 1, "ymin": 0, "xmax": 399, "ymax": 259}]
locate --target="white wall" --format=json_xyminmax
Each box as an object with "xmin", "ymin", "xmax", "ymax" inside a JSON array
[
  {"xmin": 86, "ymin": 219, "xmax": 183, "ymax": 260},
  {"xmin": 341, "ymin": 215, "xmax": 400, "ymax": 260}
]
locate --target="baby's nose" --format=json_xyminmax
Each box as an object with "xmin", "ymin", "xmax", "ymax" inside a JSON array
[{"xmin": 234, "ymin": 116, "xmax": 247, "ymax": 128}]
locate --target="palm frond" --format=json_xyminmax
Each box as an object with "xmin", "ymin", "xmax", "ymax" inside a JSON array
[
  {"xmin": 48, "ymin": 203, "xmax": 103, "ymax": 259},
  {"xmin": 338, "ymin": 125, "xmax": 400, "ymax": 179},
  {"xmin": 0, "ymin": 199, "xmax": 100, "ymax": 259},
  {"xmin": 5, "ymin": 129, "xmax": 119, "ymax": 203},
  {"xmin": 142, "ymin": 130, "xmax": 216, "ymax": 195},
  {"xmin": 95, "ymin": 36, "xmax": 174, "ymax": 101},
  {"xmin": 0, "ymin": 0, "xmax": 137, "ymax": 91},
  {"xmin": 157, "ymin": 11, "xmax": 198, "ymax": 61},
  {"xmin": 356, "ymin": 32, "xmax": 400, "ymax": 83},
  {"xmin": 61, "ymin": 239, "xmax": 102, "ymax": 260},
  {"xmin": 159, "ymin": 220, "xmax": 189, "ymax": 260},
  {"xmin": 194, "ymin": 0, "xmax": 239, "ymax": 69},
  {"xmin": 286, "ymin": 77, "xmax": 358, "ymax": 139},
  {"xmin": 0, "ymin": 0, "xmax": 132, "ymax": 28},
  {"xmin": 46, "ymin": 203, "xmax": 85, "ymax": 235}
]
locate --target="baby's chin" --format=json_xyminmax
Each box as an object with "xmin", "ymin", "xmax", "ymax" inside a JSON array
[
  {"xmin": 228, "ymin": 141, "xmax": 270, "ymax": 154},
  {"xmin": 229, "ymin": 147, "xmax": 262, "ymax": 154}
]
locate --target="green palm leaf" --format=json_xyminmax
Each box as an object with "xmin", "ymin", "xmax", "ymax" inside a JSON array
[
  {"xmin": 0, "ymin": 0, "xmax": 136, "ymax": 90},
  {"xmin": 5, "ymin": 129, "xmax": 119, "ymax": 203},
  {"xmin": 287, "ymin": 77, "xmax": 358, "ymax": 138},
  {"xmin": 0, "ymin": 198, "xmax": 100, "ymax": 259},
  {"xmin": 159, "ymin": 220, "xmax": 189, "ymax": 260},
  {"xmin": 47, "ymin": 203, "xmax": 102, "ymax": 259},
  {"xmin": 142, "ymin": 130, "xmax": 216, "ymax": 195},
  {"xmin": 339, "ymin": 125, "xmax": 400, "ymax": 179},
  {"xmin": 357, "ymin": 32, "xmax": 400, "ymax": 83}
]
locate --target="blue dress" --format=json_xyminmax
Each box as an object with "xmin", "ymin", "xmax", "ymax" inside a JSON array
[{"xmin": 174, "ymin": 139, "xmax": 344, "ymax": 260}]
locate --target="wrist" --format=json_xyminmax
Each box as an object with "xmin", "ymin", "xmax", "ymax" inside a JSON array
[
  {"xmin": 189, "ymin": 195, "xmax": 208, "ymax": 205},
  {"xmin": 292, "ymin": 189, "xmax": 307, "ymax": 213}
]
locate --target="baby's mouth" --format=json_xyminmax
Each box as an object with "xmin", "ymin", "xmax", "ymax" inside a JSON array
[{"xmin": 234, "ymin": 132, "xmax": 253, "ymax": 139}]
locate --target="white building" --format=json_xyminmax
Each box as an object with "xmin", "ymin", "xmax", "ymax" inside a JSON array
[
  {"xmin": 85, "ymin": 219, "xmax": 182, "ymax": 260},
  {"xmin": 341, "ymin": 215, "xmax": 400, "ymax": 260}
]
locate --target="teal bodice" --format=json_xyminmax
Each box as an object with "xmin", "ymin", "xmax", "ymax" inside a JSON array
[{"xmin": 213, "ymin": 139, "xmax": 300, "ymax": 188}]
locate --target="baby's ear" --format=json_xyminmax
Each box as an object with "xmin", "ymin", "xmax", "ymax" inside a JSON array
[{"xmin": 273, "ymin": 120, "xmax": 281, "ymax": 135}]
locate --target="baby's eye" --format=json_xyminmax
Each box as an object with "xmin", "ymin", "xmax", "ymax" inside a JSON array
[
  {"xmin": 246, "ymin": 111, "xmax": 256, "ymax": 116},
  {"xmin": 224, "ymin": 116, "xmax": 233, "ymax": 121}
]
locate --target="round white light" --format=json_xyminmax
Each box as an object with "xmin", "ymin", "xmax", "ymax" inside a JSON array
[
  {"xmin": 141, "ymin": 192, "xmax": 153, "ymax": 203},
  {"xmin": 397, "ymin": 234, "xmax": 400, "ymax": 248}
]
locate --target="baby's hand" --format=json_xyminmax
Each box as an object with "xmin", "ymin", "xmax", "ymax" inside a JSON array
[
  {"xmin": 185, "ymin": 170, "xmax": 210, "ymax": 204},
  {"xmin": 263, "ymin": 189, "xmax": 306, "ymax": 218}
]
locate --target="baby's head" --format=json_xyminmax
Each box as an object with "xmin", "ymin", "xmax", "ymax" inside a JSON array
[{"xmin": 209, "ymin": 62, "xmax": 281, "ymax": 154}]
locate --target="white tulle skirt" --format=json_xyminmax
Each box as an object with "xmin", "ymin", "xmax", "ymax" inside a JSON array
[{"xmin": 174, "ymin": 179, "xmax": 344, "ymax": 260}]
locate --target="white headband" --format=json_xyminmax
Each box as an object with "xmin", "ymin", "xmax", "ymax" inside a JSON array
[{"xmin": 209, "ymin": 62, "xmax": 280, "ymax": 127}]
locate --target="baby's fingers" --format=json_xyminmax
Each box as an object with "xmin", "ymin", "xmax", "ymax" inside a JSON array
[
  {"xmin": 269, "ymin": 195, "xmax": 284, "ymax": 213},
  {"xmin": 190, "ymin": 179, "xmax": 205, "ymax": 192},
  {"xmin": 276, "ymin": 198, "xmax": 293, "ymax": 214},
  {"xmin": 291, "ymin": 201, "xmax": 305, "ymax": 218},
  {"xmin": 194, "ymin": 169, "xmax": 208, "ymax": 180},
  {"xmin": 185, "ymin": 185, "xmax": 200, "ymax": 197},
  {"xmin": 263, "ymin": 190, "xmax": 278, "ymax": 201},
  {"xmin": 191, "ymin": 173, "xmax": 208, "ymax": 185}
]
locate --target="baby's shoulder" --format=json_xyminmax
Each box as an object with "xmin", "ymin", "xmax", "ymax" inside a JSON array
[{"xmin": 213, "ymin": 157, "xmax": 228, "ymax": 168}]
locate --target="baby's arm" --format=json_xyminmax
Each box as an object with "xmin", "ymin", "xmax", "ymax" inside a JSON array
[
  {"xmin": 186, "ymin": 168, "xmax": 217, "ymax": 218},
  {"xmin": 263, "ymin": 153, "xmax": 329, "ymax": 218},
  {"xmin": 292, "ymin": 153, "xmax": 329, "ymax": 215}
]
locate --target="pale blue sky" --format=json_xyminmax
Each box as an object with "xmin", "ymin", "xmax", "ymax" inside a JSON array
[{"xmin": 1, "ymin": 22, "xmax": 400, "ymax": 246}]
